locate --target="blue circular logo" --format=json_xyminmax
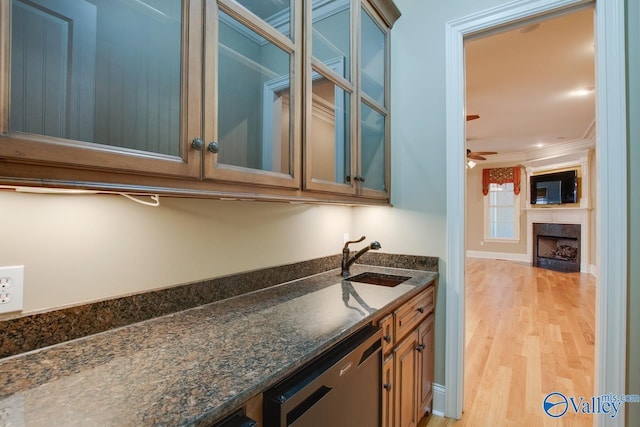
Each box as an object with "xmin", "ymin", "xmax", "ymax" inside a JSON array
[{"xmin": 543, "ymin": 392, "xmax": 568, "ymax": 418}]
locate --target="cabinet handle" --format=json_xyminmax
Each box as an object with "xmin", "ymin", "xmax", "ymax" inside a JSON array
[
  {"xmin": 416, "ymin": 343, "xmax": 425, "ymax": 353},
  {"xmin": 383, "ymin": 334, "xmax": 392, "ymax": 343},
  {"xmin": 354, "ymin": 175, "xmax": 366, "ymax": 182},
  {"xmin": 208, "ymin": 141, "xmax": 220, "ymax": 153},
  {"xmin": 191, "ymin": 137, "xmax": 204, "ymax": 150},
  {"xmin": 417, "ymin": 307, "xmax": 425, "ymax": 314},
  {"xmin": 383, "ymin": 383, "xmax": 392, "ymax": 391}
]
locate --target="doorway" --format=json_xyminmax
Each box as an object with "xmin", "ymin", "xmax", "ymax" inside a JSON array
[
  {"xmin": 461, "ymin": 5, "xmax": 596, "ymax": 423},
  {"xmin": 444, "ymin": 0, "xmax": 627, "ymax": 425}
]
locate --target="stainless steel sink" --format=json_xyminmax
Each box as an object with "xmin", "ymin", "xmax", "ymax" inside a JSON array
[{"xmin": 347, "ymin": 272, "xmax": 410, "ymax": 287}]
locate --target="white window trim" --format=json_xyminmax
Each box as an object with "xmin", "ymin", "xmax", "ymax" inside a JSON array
[{"xmin": 483, "ymin": 183, "xmax": 520, "ymax": 242}]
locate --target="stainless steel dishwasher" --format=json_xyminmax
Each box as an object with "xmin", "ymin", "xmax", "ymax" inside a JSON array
[{"xmin": 263, "ymin": 325, "xmax": 382, "ymax": 427}]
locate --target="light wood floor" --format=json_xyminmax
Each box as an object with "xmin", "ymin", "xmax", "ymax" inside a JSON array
[{"xmin": 423, "ymin": 258, "xmax": 595, "ymax": 427}]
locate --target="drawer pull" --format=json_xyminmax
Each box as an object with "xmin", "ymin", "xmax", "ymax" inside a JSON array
[
  {"xmin": 383, "ymin": 383, "xmax": 392, "ymax": 391},
  {"xmin": 416, "ymin": 344, "xmax": 425, "ymax": 353},
  {"xmin": 383, "ymin": 334, "xmax": 392, "ymax": 343},
  {"xmin": 417, "ymin": 307, "xmax": 425, "ymax": 314}
]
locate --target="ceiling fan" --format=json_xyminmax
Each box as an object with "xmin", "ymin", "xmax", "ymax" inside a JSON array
[
  {"xmin": 467, "ymin": 149, "xmax": 497, "ymax": 161},
  {"xmin": 466, "ymin": 114, "xmax": 497, "ymax": 160}
]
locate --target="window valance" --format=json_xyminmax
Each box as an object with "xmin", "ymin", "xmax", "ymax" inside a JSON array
[{"xmin": 482, "ymin": 166, "xmax": 521, "ymax": 195}]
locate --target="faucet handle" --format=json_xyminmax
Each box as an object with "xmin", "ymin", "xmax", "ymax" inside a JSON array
[{"xmin": 343, "ymin": 235, "xmax": 366, "ymax": 250}]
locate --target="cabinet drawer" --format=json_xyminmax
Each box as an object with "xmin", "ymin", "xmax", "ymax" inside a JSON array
[
  {"xmin": 379, "ymin": 313, "xmax": 394, "ymax": 355},
  {"xmin": 394, "ymin": 287, "xmax": 434, "ymax": 342}
]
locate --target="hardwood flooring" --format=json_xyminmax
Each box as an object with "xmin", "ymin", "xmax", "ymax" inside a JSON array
[{"xmin": 424, "ymin": 258, "xmax": 595, "ymax": 427}]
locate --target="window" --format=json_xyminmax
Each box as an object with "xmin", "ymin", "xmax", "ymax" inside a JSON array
[{"xmin": 484, "ymin": 182, "xmax": 520, "ymax": 241}]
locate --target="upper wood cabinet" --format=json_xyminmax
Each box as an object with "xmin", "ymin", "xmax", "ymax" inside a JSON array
[
  {"xmin": 202, "ymin": 0, "xmax": 302, "ymax": 188},
  {"xmin": 0, "ymin": 0, "xmax": 203, "ymax": 179},
  {"xmin": 0, "ymin": 0, "xmax": 399, "ymax": 204},
  {"xmin": 304, "ymin": 0, "xmax": 394, "ymax": 199}
]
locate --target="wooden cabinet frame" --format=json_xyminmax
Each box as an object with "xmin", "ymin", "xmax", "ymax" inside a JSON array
[
  {"xmin": 357, "ymin": 1, "xmax": 392, "ymax": 199},
  {"xmin": 0, "ymin": 0, "xmax": 203, "ymax": 179},
  {"xmin": 0, "ymin": 0, "xmax": 399, "ymax": 205},
  {"xmin": 203, "ymin": 0, "xmax": 302, "ymax": 188},
  {"xmin": 303, "ymin": 0, "xmax": 393, "ymax": 200},
  {"xmin": 380, "ymin": 284, "xmax": 436, "ymax": 427}
]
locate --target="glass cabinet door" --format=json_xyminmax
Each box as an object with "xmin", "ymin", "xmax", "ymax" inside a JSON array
[
  {"xmin": 304, "ymin": 0, "xmax": 356, "ymax": 194},
  {"xmin": 202, "ymin": 0, "xmax": 301, "ymax": 188},
  {"xmin": 1, "ymin": 0, "xmax": 202, "ymax": 178},
  {"xmin": 359, "ymin": 5, "xmax": 390, "ymax": 197}
]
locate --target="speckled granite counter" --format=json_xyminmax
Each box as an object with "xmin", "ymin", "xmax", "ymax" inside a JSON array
[{"xmin": 0, "ymin": 264, "xmax": 438, "ymax": 426}]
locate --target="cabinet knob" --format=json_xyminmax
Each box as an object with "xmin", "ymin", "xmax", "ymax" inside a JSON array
[
  {"xmin": 416, "ymin": 343, "xmax": 425, "ymax": 353},
  {"xmin": 417, "ymin": 307, "xmax": 425, "ymax": 314},
  {"xmin": 383, "ymin": 383, "xmax": 392, "ymax": 391},
  {"xmin": 383, "ymin": 334, "xmax": 392, "ymax": 343},
  {"xmin": 354, "ymin": 175, "xmax": 366, "ymax": 182},
  {"xmin": 191, "ymin": 137, "xmax": 204, "ymax": 150},
  {"xmin": 208, "ymin": 141, "xmax": 220, "ymax": 153}
]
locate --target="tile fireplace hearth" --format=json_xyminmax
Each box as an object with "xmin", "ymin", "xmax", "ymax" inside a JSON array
[{"xmin": 533, "ymin": 223, "xmax": 581, "ymax": 272}]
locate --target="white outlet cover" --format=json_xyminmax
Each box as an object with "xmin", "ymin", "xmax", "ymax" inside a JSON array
[{"xmin": 0, "ymin": 265, "xmax": 24, "ymax": 314}]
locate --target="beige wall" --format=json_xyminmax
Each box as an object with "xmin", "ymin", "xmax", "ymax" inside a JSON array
[
  {"xmin": 465, "ymin": 164, "xmax": 528, "ymax": 256},
  {"xmin": 0, "ymin": 192, "xmax": 352, "ymax": 316}
]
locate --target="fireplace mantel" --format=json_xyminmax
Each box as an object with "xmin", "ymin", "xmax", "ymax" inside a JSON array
[{"xmin": 526, "ymin": 207, "xmax": 591, "ymax": 273}]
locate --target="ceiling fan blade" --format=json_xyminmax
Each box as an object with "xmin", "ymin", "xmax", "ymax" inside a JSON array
[
  {"xmin": 471, "ymin": 151, "xmax": 497, "ymax": 156},
  {"xmin": 468, "ymin": 154, "xmax": 487, "ymax": 161},
  {"xmin": 466, "ymin": 114, "xmax": 480, "ymax": 121}
]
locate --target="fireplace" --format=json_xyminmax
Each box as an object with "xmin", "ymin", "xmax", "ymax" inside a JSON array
[{"xmin": 533, "ymin": 223, "xmax": 581, "ymax": 272}]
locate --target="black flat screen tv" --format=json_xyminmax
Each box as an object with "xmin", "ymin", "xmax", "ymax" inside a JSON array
[{"xmin": 530, "ymin": 170, "xmax": 578, "ymax": 205}]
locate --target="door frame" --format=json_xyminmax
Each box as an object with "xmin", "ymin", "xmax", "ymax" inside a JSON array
[{"xmin": 444, "ymin": 0, "xmax": 627, "ymax": 426}]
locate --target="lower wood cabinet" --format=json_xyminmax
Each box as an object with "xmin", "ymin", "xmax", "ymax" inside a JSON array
[
  {"xmin": 394, "ymin": 329, "xmax": 419, "ymax": 427},
  {"xmin": 418, "ymin": 314, "xmax": 435, "ymax": 417},
  {"xmin": 380, "ymin": 285, "xmax": 436, "ymax": 427},
  {"xmin": 382, "ymin": 354, "xmax": 395, "ymax": 427}
]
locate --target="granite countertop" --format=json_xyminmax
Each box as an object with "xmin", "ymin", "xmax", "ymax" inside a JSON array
[{"xmin": 0, "ymin": 264, "xmax": 438, "ymax": 426}]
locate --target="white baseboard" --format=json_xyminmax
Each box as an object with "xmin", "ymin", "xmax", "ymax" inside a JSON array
[
  {"xmin": 589, "ymin": 264, "xmax": 597, "ymax": 278},
  {"xmin": 432, "ymin": 383, "xmax": 446, "ymax": 417},
  {"xmin": 466, "ymin": 250, "xmax": 530, "ymax": 263}
]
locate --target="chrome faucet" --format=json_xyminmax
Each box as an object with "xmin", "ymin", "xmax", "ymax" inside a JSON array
[{"xmin": 341, "ymin": 235, "xmax": 382, "ymax": 277}]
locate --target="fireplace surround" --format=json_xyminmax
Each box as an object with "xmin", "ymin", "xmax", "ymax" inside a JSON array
[
  {"xmin": 525, "ymin": 207, "xmax": 590, "ymax": 273},
  {"xmin": 533, "ymin": 222, "xmax": 581, "ymax": 272}
]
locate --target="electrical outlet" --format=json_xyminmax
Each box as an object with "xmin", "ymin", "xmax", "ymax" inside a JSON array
[{"xmin": 0, "ymin": 266, "xmax": 24, "ymax": 314}]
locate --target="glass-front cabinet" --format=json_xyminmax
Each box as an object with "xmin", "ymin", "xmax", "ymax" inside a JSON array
[
  {"xmin": 203, "ymin": 0, "xmax": 301, "ymax": 187},
  {"xmin": 1, "ymin": 0, "xmax": 202, "ymax": 179},
  {"xmin": 304, "ymin": 0, "xmax": 394, "ymax": 199},
  {"xmin": 0, "ymin": 0, "xmax": 399, "ymax": 203},
  {"xmin": 359, "ymin": 3, "xmax": 390, "ymax": 196}
]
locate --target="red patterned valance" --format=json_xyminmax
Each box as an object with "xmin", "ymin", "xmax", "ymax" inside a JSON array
[{"xmin": 482, "ymin": 166, "xmax": 521, "ymax": 195}]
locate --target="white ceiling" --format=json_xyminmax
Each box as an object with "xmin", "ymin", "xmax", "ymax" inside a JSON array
[{"xmin": 465, "ymin": 7, "xmax": 595, "ymax": 163}]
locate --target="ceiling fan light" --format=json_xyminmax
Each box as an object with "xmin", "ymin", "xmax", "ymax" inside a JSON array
[
  {"xmin": 572, "ymin": 87, "xmax": 594, "ymax": 96},
  {"xmin": 467, "ymin": 160, "xmax": 477, "ymax": 169}
]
